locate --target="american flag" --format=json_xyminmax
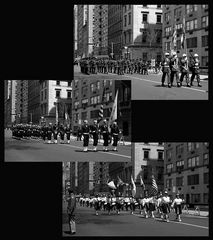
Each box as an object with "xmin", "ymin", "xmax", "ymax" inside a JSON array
[
  {"xmin": 172, "ymin": 24, "xmax": 177, "ymax": 48},
  {"xmin": 181, "ymin": 16, "xmax": 186, "ymax": 49},
  {"xmin": 149, "ymin": 175, "xmax": 158, "ymax": 197},
  {"xmin": 98, "ymin": 86, "xmax": 106, "ymax": 122}
]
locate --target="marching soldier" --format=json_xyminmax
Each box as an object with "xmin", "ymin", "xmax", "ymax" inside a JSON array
[
  {"xmin": 124, "ymin": 194, "xmax": 131, "ymax": 211},
  {"xmin": 52, "ymin": 123, "xmax": 58, "ymax": 144},
  {"xmin": 90, "ymin": 119, "xmax": 99, "ymax": 152},
  {"xmin": 110, "ymin": 121, "xmax": 120, "ymax": 151},
  {"xmin": 171, "ymin": 193, "xmax": 184, "ymax": 222},
  {"xmin": 65, "ymin": 124, "xmax": 72, "ymax": 144},
  {"xmin": 93, "ymin": 194, "xmax": 101, "ymax": 215},
  {"xmin": 59, "ymin": 123, "xmax": 65, "ymax": 144},
  {"xmin": 190, "ymin": 53, "xmax": 202, "ymax": 87},
  {"xmin": 161, "ymin": 191, "xmax": 171, "ymax": 222},
  {"xmin": 81, "ymin": 120, "xmax": 90, "ymax": 152},
  {"xmin": 107, "ymin": 194, "xmax": 113, "ymax": 215},
  {"xmin": 161, "ymin": 53, "xmax": 171, "ymax": 87},
  {"xmin": 100, "ymin": 119, "xmax": 110, "ymax": 151},
  {"xmin": 47, "ymin": 123, "xmax": 53, "ymax": 144},
  {"xmin": 180, "ymin": 53, "xmax": 191, "ymax": 87},
  {"xmin": 170, "ymin": 52, "xmax": 181, "ymax": 87}
]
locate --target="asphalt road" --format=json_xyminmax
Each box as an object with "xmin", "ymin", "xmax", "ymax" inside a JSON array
[
  {"xmin": 4, "ymin": 131, "xmax": 131, "ymax": 162},
  {"xmin": 62, "ymin": 202, "xmax": 209, "ymax": 236},
  {"xmin": 74, "ymin": 66, "xmax": 208, "ymax": 100}
]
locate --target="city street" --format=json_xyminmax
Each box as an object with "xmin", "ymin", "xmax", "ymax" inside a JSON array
[
  {"xmin": 62, "ymin": 201, "xmax": 209, "ymax": 236},
  {"xmin": 4, "ymin": 130, "xmax": 131, "ymax": 162},
  {"xmin": 74, "ymin": 65, "xmax": 208, "ymax": 100}
]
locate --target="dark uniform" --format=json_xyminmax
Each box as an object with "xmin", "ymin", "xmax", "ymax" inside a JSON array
[
  {"xmin": 59, "ymin": 124, "xmax": 65, "ymax": 143},
  {"xmin": 90, "ymin": 121, "xmax": 99, "ymax": 151},
  {"xmin": 110, "ymin": 123, "xmax": 120, "ymax": 151},
  {"xmin": 161, "ymin": 54, "xmax": 171, "ymax": 87},
  {"xmin": 100, "ymin": 121, "xmax": 109, "ymax": 151},
  {"xmin": 67, "ymin": 190, "xmax": 76, "ymax": 234},
  {"xmin": 65, "ymin": 125, "xmax": 72, "ymax": 143},
  {"xmin": 190, "ymin": 55, "xmax": 202, "ymax": 87},
  {"xmin": 52, "ymin": 124, "xmax": 58, "ymax": 144},
  {"xmin": 180, "ymin": 55, "xmax": 190, "ymax": 87},
  {"xmin": 47, "ymin": 124, "xmax": 53, "ymax": 143},
  {"xmin": 170, "ymin": 54, "xmax": 181, "ymax": 87},
  {"xmin": 81, "ymin": 121, "xmax": 90, "ymax": 151}
]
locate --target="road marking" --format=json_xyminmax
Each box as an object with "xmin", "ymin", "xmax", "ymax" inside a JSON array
[
  {"xmin": 132, "ymin": 214, "xmax": 208, "ymax": 229},
  {"xmin": 108, "ymin": 73, "xmax": 208, "ymax": 93},
  {"xmin": 60, "ymin": 144, "xmax": 131, "ymax": 159}
]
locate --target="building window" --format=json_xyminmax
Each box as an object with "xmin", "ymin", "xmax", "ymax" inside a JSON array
[
  {"xmin": 186, "ymin": 19, "xmax": 197, "ymax": 31},
  {"xmin": 143, "ymin": 150, "xmax": 149, "ymax": 160},
  {"xmin": 191, "ymin": 194, "xmax": 200, "ymax": 204},
  {"xmin": 201, "ymin": 16, "xmax": 208, "ymax": 28},
  {"xmin": 166, "ymin": 178, "xmax": 173, "ymax": 188},
  {"xmin": 165, "ymin": 26, "xmax": 172, "ymax": 36},
  {"xmin": 128, "ymin": 12, "xmax": 131, "ymax": 25},
  {"xmin": 68, "ymin": 81, "xmax": 71, "ymax": 87},
  {"xmin": 41, "ymin": 91, "xmax": 43, "ymax": 101},
  {"xmin": 74, "ymin": 101, "xmax": 79, "ymax": 109},
  {"xmin": 203, "ymin": 153, "xmax": 209, "ymax": 165},
  {"xmin": 67, "ymin": 91, "xmax": 72, "ymax": 99},
  {"xmin": 156, "ymin": 14, "xmax": 161, "ymax": 24},
  {"xmin": 203, "ymin": 193, "xmax": 208, "ymax": 204},
  {"xmin": 164, "ymin": 41, "xmax": 171, "ymax": 51},
  {"xmin": 142, "ymin": 13, "xmax": 148, "ymax": 23},
  {"xmin": 187, "ymin": 174, "xmax": 199, "ymax": 185},
  {"xmin": 143, "ymin": 5, "xmax": 148, "ymax": 7},
  {"xmin": 157, "ymin": 5, "xmax": 161, "ymax": 8},
  {"xmin": 186, "ymin": 5, "xmax": 198, "ymax": 14},
  {"xmin": 166, "ymin": 149, "xmax": 172, "ymax": 160},
  {"xmin": 187, "ymin": 37, "xmax": 197, "ymax": 48},
  {"xmin": 176, "ymin": 160, "xmax": 184, "ymax": 171},
  {"xmin": 176, "ymin": 144, "xmax": 184, "ymax": 155},
  {"xmin": 165, "ymin": 12, "xmax": 170, "ymax": 22},
  {"xmin": 124, "ymin": 15, "xmax": 127, "ymax": 27},
  {"xmin": 56, "ymin": 90, "xmax": 61, "ymax": 98},
  {"xmin": 202, "ymin": 5, "xmax": 208, "ymax": 10},
  {"xmin": 187, "ymin": 156, "xmax": 199, "ymax": 168},
  {"xmin": 202, "ymin": 35, "xmax": 208, "ymax": 47},
  {"xmin": 81, "ymin": 111, "xmax": 87, "ymax": 120},
  {"xmin": 44, "ymin": 89, "xmax": 47, "ymax": 100},
  {"xmin": 176, "ymin": 177, "xmax": 184, "ymax": 187},
  {"xmin": 203, "ymin": 172, "xmax": 209, "ymax": 184},
  {"xmin": 202, "ymin": 56, "xmax": 208, "ymax": 67},
  {"xmin": 158, "ymin": 151, "xmax": 164, "ymax": 160},
  {"xmin": 56, "ymin": 80, "xmax": 60, "ymax": 86},
  {"xmin": 166, "ymin": 163, "xmax": 173, "ymax": 173}
]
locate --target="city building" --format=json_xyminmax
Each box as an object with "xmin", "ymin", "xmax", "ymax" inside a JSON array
[
  {"xmin": 28, "ymin": 80, "xmax": 40, "ymax": 124},
  {"xmin": 122, "ymin": 5, "xmax": 163, "ymax": 61},
  {"xmin": 162, "ymin": 4, "xmax": 208, "ymax": 73},
  {"xmin": 4, "ymin": 80, "xmax": 17, "ymax": 127},
  {"xmin": 74, "ymin": 5, "xmax": 78, "ymax": 59},
  {"xmin": 164, "ymin": 142, "xmax": 209, "ymax": 204},
  {"xmin": 39, "ymin": 80, "xmax": 72, "ymax": 125},
  {"xmin": 93, "ymin": 5, "xmax": 108, "ymax": 56},
  {"xmin": 15, "ymin": 80, "xmax": 28, "ymax": 124},
  {"xmin": 108, "ymin": 5, "xmax": 123, "ymax": 59},
  {"xmin": 93, "ymin": 162, "xmax": 109, "ymax": 193},
  {"xmin": 63, "ymin": 162, "xmax": 71, "ymax": 195},
  {"xmin": 77, "ymin": 5, "xmax": 94, "ymax": 58}
]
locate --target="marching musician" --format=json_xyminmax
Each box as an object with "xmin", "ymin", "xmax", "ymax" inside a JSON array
[
  {"xmin": 65, "ymin": 124, "xmax": 72, "ymax": 144},
  {"xmin": 138, "ymin": 194, "xmax": 144, "ymax": 215},
  {"xmin": 149, "ymin": 196, "xmax": 157, "ymax": 218},
  {"xmin": 171, "ymin": 193, "xmax": 184, "ymax": 222},
  {"xmin": 90, "ymin": 119, "xmax": 99, "ymax": 152},
  {"xmin": 110, "ymin": 121, "xmax": 120, "ymax": 151},
  {"xmin": 116, "ymin": 192, "xmax": 123, "ymax": 215},
  {"xmin": 161, "ymin": 191, "xmax": 171, "ymax": 222},
  {"xmin": 81, "ymin": 120, "xmax": 90, "ymax": 152},
  {"xmin": 59, "ymin": 123, "xmax": 65, "ymax": 144},
  {"xmin": 93, "ymin": 194, "xmax": 101, "ymax": 216},
  {"xmin": 100, "ymin": 119, "xmax": 110, "ymax": 152},
  {"xmin": 190, "ymin": 53, "xmax": 202, "ymax": 87}
]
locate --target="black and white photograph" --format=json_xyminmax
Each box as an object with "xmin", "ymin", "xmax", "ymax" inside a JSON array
[
  {"xmin": 74, "ymin": 5, "xmax": 208, "ymax": 100},
  {"xmin": 62, "ymin": 142, "xmax": 209, "ymax": 236},
  {"xmin": 4, "ymin": 80, "xmax": 131, "ymax": 162}
]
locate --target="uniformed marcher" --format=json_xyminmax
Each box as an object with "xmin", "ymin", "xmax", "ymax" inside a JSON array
[
  {"xmin": 180, "ymin": 53, "xmax": 191, "ymax": 87},
  {"xmin": 110, "ymin": 121, "xmax": 120, "ymax": 151},
  {"xmin": 65, "ymin": 124, "xmax": 72, "ymax": 144},
  {"xmin": 67, "ymin": 189, "xmax": 76, "ymax": 235},
  {"xmin": 52, "ymin": 123, "xmax": 58, "ymax": 144},
  {"xmin": 90, "ymin": 119, "xmax": 99, "ymax": 152},
  {"xmin": 190, "ymin": 53, "xmax": 202, "ymax": 87},
  {"xmin": 161, "ymin": 53, "xmax": 171, "ymax": 87},
  {"xmin": 47, "ymin": 123, "xmax": 53, "ymax": 144},
  {"xmin": 81, "ymin": 120, "xmax": 90, "ymax": 152},
  {"xmin": 161, "ymin": 191, "xmax": 171, "ymax": 222},
  {"xmin": 170, "ymin": 52, "xmax": 181, "ymax": 87},
  {"xmin": 171, "ymin": 193, "xmax": 184, "ymax": 222},
  {"xmin": 100, "ymin": 119, "xmax": 109, "ymax": 151},
  {"xmin": 59, "ymin": 124, "xmax": 65, "ymax": 144}
]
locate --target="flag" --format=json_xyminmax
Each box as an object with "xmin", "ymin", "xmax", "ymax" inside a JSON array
[
  {"xmin": 107, "ymin": 180, "xmax": 117, "ymax": 190},
  {"xmin": 108, "ymin": 90, "xmax": 118, "ymax": 129},
  {"xmin": 131, "ymin": 175, "xmax": 136, "ymax": 197},
  {"xmin": 98, "ymin": 86, "xmax": 106, "ymax": 122},
  {"xmin": 56, "ymin": 100, "xmax": 59, "ymax": 124},
  {"xmin": 117, "ymin": 176, "xmax": 124, "ymax": 187},
  {"xmin": 172, "ymin": 24, "xmax": 177, "ymax": 48},
  {"xmin": 181, "ymin": 17, "xmax": 186, "ymax": 49},
  {"xmin": 140, "ymin": 175, "xmax": 145, "ymax": 189},
  {"xmin": 149, "ymin": 175, "xmax": 158, "ymax": 197}
]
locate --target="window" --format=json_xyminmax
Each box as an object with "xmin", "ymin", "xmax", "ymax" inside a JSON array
[
  {"xmin": 124, "ymin": 15, "xmax": 127, "ymax": 27},
  {"xmin": 82, "ymin": 98, "xmax": 88, "ymax": 108},
  {"xmin": 201, "ymin": 16, "xmax": 208, "ymax": 28},
  {"xmin": 187, "ymin": 156, "xmax": 199, "ymax": 167},
  {"xmin": 165, "ymin": 12, "xmax": 170, "ymax": 22},
  {"xmin": 142, "ymin": 13, "xmax": 148, "ymax": 23},
  {"xmin": 186, "ymin": 5, "xmax": 198, "ymax": 14},
  {"xmin": 158, "ymin": 151, "xmax": 164, "ymax": 160},
  {"xmin": 128, "ymin": 12, "xmax": 131, "ymax": 25},
  {"xmin": 164, "ymin": 41, "xmax": 171, "ymax": 51},
  {"xmin": 156, "ymin": 14, "xmax": 161, "ymax": 23},
  {"xmin": 203, "ymin": 193, "xmax": 208, "ymax": 204},
  {"xmin": 74, "ymin": 89, "xmax": 79, "ymax": 98},
  {"xmin": 186, "ymin": 19, "xmax": 197, "ymax": 31},
  {"xmin": 187, "ymin": 174, "xmax": 199, "ymax": 185},
  {"xmin": 142, "ymin": 30, "xmax": 147, "ymax": 43},
  {"xmin": 186, "ymin": 37, "xmax": 197, "ymax": 48},
  {"xmin": 67, "ymin": 91, "xmax": 71, "ymax": 98},
  {"xmin": 68, "ymin": 81, "xmax": 71, "ymax": 87},
  {"xmin": 203, "ymin": 153, "xmax": 209, "ymax": 165},
  {"xmin": 56, "ymin": 80, "xmax": 60, "ymax": 86},
  {"xmin": 97, "ymin": 81, "xmax": 100, "ymax": 90},
  {"xmin": 90, "ymin": 110, "xmax": 99, "ymax": 119},
  {"xmin": 41, "ymin": 91, "xmax": 43, "ymax": 101},
  {"xmin": 166, "ymin": 179, "xmax": 173, "ymax": 188},
  {"xmin": 166, "ymin": 149, "xmax": 172, "ymax": 160},
  {"xmin": 143, "ymin": 150, "xmax": 149, "ymax": 160},
  {"xmin": 157, "ymin": 5, "xmax": 161, "ymax": 8},
  {"xmin": 56, "ymin": 90, "xmax": 61, "ymax": 98},
  {"xmin": 165, "ymin": 26, "xmax": 172, "ymax": 36},
  {"xmin": 166, "ymin": 163, "xmax": 173, "ymax": 173},
  {"xmin": 202, "ymin": 5, "xmax": 208, "ymax": 10},
  {"xmin": 74, "ymin": 101, "xmax": 79, "ymax": 109},
  {"xmin": 203, "ymin": 172, "xmax": 209, "ymax": 184},
  {"xmin": 176, "ymin": 177, "xmax": 184, "ymax": 186},
  {"xmin": 191, "ymin": 194, "xmax": 200, "ymax": 203},
  {"xmin": 202, "ymin": 56, "xmax": 208, "ymax": 67},
  {"xmin": 44, "ymin": 89, "xmax": 47, "ymax": 100},
  {"xmin": 176, "ymin": 160, "xmax": 184, "ymax": 171},
  {"xmin": 202, "ymin": 36, "xmax": 208, "ymax": 47},
  {"xmin": 81, "ymin": 111, "xmax": 87, "ymax": 120},
  {"xmin": 176, "ymin": 144, "xmax": 184, "ymax": 155},
  {"xmin": 176, "ymin": 23, "xmax": 183, "ymax": 33},
  {"xmin": 174, "ymin": 8, "xmax": 181, "ymax": 18}
]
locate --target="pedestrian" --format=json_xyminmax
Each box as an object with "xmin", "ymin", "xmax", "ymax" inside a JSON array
[
  {"xmin": 100, "ymin": 119, "xmax": 109, "ymax": 151},
  {"xmin": 81, "ymin": 120, "xmax": 90, "ymax": 152},
  {"xmin": 67, "ymin": 189, "xmax": 76, "ymax": 235},
  {"xmin": 161, "ymin": 53, "xmax": 171, "ymax": 87},
  {"xmin": 110, "ymin": 121, "xmax": 120, "ymax": 151},
  {"xmin": 161, "ymin": 191, "xmax": 171, "ymax": 222},
  {"xmin": 90, "ymin": 119, "xmax": 99, "ymax": 152},
  {"xmin": 190, "ymin": 53, "xmax": 202, "ymax": 87},
  {"xmin": 170, "ymin": 52, "xmax": 181, "ymax": 87},
  {"xmin": 180, "ymin": 53, "xmax": 191, "ymax": 87},
  {"xmin": 171, "ymin": 193, "xmax": 184, "ymax": 222}
]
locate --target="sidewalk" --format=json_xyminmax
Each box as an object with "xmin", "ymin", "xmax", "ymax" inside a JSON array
[{"xmin": 182, "ymin": 209, "xmax": 208, "ymax": 217}]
